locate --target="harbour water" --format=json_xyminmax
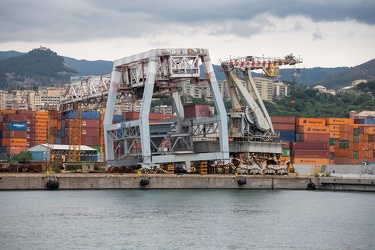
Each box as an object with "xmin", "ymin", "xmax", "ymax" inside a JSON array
[{"xmin": 1, "ymin": 189, "xmax": 374, "ymax": 250}]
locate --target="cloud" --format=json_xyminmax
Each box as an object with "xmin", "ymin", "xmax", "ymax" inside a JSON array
[
  {"xmin": 312, "ymin": 30, "xmax": 323, "ymax": 40},
  {"xmin": 0, "ymin": 0, "xmax": 374, "ymax": 44}
]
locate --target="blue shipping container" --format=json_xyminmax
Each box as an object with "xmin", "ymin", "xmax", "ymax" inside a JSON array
[
  {"xmin": 277, "ymin": 130, "xmax": 295, "ymax": 141},
  {"xmin": 65, "ymin": 111, "xmax": 100, "ymax": 120},
  {"xmin": 0, "ymin": 146, "xmax": 6, "ymax": 154},
  {"xmin": 57, "ymin": 138, "xmax": 61, "ymax": 144},
  {"xmin": 7, "ymin": 122, "xmax": 27, "ymax": 131},
  {"xmin": 114, "ymin": 114, "xmax": 123, "ymax": 123},
  {"xmin": 358, "ymin": 118, "xmax": 375, "ymax": 124}
]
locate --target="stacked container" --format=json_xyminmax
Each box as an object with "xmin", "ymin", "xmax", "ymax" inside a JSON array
[
  {"xmin": 271, "ymin": 116, "xmax": 295, "ymax": 162},
  {"xmin": 293, "ymin": 118, "xmax": 330, "ymax": 164},
  {"xmin": 325, "ymin": 118, "xmax": 354, "ymax": 164},
  {"xmin": 0, "ymin": 113, "xmax": 28, "ymax": 155},
  {"xmin": 62, "ymin": 110, "xmax": 101, "ymax": 147},
  {"xmin": 335, "ymin": 123, "xmax": 375, "ymax": 165}
]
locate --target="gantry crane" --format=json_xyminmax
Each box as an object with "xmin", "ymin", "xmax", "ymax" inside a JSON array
[{"xmin": 104, "ymin": 48, "xmax": 229, "ymax": 170}]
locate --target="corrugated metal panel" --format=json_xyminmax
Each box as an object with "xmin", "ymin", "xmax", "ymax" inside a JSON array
[
  {"xmin": 270, "ymin": 116, "xmax": 296, "ymax": 124},
  {"xmin": 293, "ymin": 150, "xmax": 330, "ymax": 158},
  {"xmin": 292, "ymin": 157, "xmax": 329, "ymax": 164},
  {"xmin": 292, "ymin": 142, "xmax": 329, "ymax": 150},
  {"xmin": 184, "ymin": 104, "xmax": 210, "ymax": 118},
  {"xmin": 296, "ymin": 133, "xmax": 330, "ymax": 142},
  {"xmin": 5, "ymin": 122, "xmax": 27, "ymax": 131},
  {"xmin": 64, "ymin": 111, "xmax": 100, "ymax": 120},
  {"xmin": 273, "ymin": 123, "xmax": 295, "ymax": 131}
]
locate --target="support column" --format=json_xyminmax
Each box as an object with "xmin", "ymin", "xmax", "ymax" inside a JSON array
[
  {"xmin": 201, "ymin": 55, "xmax": 230, "ymax": 164},
  {"xmin": 140, "ymin": 57, "xmax": 158, "ymax": 166},
  {"xmin": 104, "ymin": 69, "xmax": 121, "ymax": 164}
]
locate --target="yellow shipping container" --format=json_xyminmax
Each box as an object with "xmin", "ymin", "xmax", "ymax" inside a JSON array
[
  {"xmin": 296, "ymin": 118, "xmax": 326, "ymax": 126},
  {"xmin": 325, "ymin": 118, "xmax": 354, "ymax": 125}
]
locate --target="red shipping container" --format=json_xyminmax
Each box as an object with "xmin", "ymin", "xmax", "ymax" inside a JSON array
[
  {"xmin": 3, "ymin": 130, "xmax": 27, "ymax": 138},
  {"xmin": 273, "ymin": 123, "xmax": 295, "ymax": 131},
  {"xmin": 16, "ymin": 110, "xmax": 36, "ymax": 117},
  {"xmin": 184, "ymin": 104, "xmax": 210, "ymax": 118},
  {"xmin": 81, "ymin": 136, "xmax": 101, "ymax": 146},
  {"xmin": 65, "ymin": 119, "xmax": 100, "ymax": 128},
  {"xmin": 3, "ymin": 114, "xmax": 27, "ymax": 123},
  {"xmin": 293, "ymin": 150, "xmax": 330, "ymax": 158},
  {"xmin": 270, "ymin": 116, "xmax": 295, "ymax": 124},
  {"xmin": 292, "ymin": 142, "xmax": 329, "ymax": 150},
  {"xmin": 297, "ymin": 133, "xmax": 330, "ymax": 142},
  {"xmin": 26, "ymin": 140, "xmax": 36, "ymax": 148},
  {"xmin": 82, "ymin": 128, "xmax": 100, "ymax": 136},
  {"xmin": 27, "ymin": 125, "xmax": 36, "ymax": 132},
  {"xmin": 26, "ymin": 133, "xmax": 36, "ymax": 140},
  {"xmin": 27, "ymin": 118, "xmax": 36, "ymax": 126}
]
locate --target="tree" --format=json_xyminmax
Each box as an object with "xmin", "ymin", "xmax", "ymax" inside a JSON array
[{"xmin": 9, "ymin": 151, "xmax": 34, "ymax": 164}]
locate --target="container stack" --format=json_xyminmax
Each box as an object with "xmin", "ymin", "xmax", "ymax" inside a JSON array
[
  {"xmin": 35, "ymin": 111, "xmax": 48, "ymax": 145},
  {"xmin": 335, "ymin": 122, "xmax": 375, "ymax": 165},
  {"xmin": 62, "ymin": 110, "xmax": 101, "ymax": 148},
  {"xmin": 325, "ymin": 118, "xmax": 354, "ymax": 164},
  {"xmin": 293, "ymin": 118, "xmax": 330, "ymax": 164},
  {"xmin": 0, "ymin": 112, "xmax": 28, "ymax": 157},
  {"xmin": 271, "ymin": 116, "xmax": 295, "ymax": 162}
]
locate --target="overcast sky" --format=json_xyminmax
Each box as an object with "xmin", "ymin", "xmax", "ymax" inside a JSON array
[{"xmin": 0, "ymin": 0, "xmax": 374, "ymax": 68}]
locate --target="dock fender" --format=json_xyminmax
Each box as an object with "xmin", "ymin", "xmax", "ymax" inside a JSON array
[
  {"xmin": 140, "ymin": 178, "xmax": 150, "ymax": 186},
  {"xmin": 46, "ymin": 179, "xmax": 59, "ymax": 190},
  {"xmin": 307, "ymin": 180, "xmax": 316, "ymax": 190},
  {"xmin": 237, "ymin": 178, "xmax": 247, "ymax": 185}
]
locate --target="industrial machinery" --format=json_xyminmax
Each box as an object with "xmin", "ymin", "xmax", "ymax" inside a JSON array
[
  {"xmin": 103, "ymin": 48, "xmax": 229, "ymax": 170},
  {"xmin": 220, "ymin": 54, "xmax": 303, "ymax": 174},
  {"xmin": 60, "ymin": 49, "xmax": 301, "ymax": 175}
]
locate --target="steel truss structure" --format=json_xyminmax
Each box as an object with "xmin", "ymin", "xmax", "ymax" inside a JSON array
[{"xmin": 104, "ymin": 48, "xmax": 229, "ymax": 169}]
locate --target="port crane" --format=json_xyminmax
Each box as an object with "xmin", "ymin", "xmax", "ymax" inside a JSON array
[{"xmin": 219, "ymin": 54, "xmax": 303, "ymax": 174}]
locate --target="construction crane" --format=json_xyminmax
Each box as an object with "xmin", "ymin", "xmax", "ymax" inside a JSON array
[{"xmin": 221, "ymin": 53, "xmax": 302, "ymax": 174}]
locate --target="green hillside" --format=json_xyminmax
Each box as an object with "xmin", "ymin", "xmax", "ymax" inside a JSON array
[{"xmin": 0, "ymin": 48, "xmax": 77, "ymax": 88}]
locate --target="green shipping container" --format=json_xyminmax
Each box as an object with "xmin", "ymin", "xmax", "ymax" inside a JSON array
[
  {"xmin": 330, "ymin": 138, "xmax": 338, "ymax": 146},
  {"xmin": 353, "ymin": 151, "xmax": 358, "ymax": 159},
  {"xmin": 353, "ymin": 135, "xmax": 359, "ymax": 143},
  {"xmin": 339, "ymin": 140, "xmax": 349, "ymax": 149},
  {"xmin": 282, "ymin": 149, "xmax": 290, "ymax": 157},
  {"xmin": 353, "ymin": 128, "xmax": 359, "ymax": 135}
]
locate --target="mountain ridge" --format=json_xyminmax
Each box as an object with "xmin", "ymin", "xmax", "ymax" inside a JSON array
[{"xmin": 0, "ymin": 49, "xmax": 374, "ymax": 90}]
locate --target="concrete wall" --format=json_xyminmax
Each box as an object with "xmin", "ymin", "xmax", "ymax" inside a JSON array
[
  {"xmin": 294, "ymin": 164, "xmax": 375, "ymax": 175},
  {"xmin": 0, "ymin": 174, "xmax": 311, "ymax": 190}
]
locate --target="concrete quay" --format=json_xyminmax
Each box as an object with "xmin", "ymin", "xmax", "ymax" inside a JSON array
[{"xmin": 0, "ymin": 173, "xmax": 374, "ymax": 191}]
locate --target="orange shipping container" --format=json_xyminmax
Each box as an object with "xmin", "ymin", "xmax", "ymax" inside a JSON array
[
  {"xmin": 0, "ymin": 110, "xmax": 17, "ymax": 115},
  {"xmin": 57, "ymin": 121, "xmax": 62, "ymax": 130},
  {"xmin": 296, "ymin": 118, "xmax": 326, "ymax": 126},
  {"xmin": 325, "ymin": 118, "xmax": 354, "ymax": 125},
  {"xmin": 7, "ymin": 146, "xmax": 27, "ymax": 154},
  {"xmin": 329, "ymin": 125, "xmax": 340, "ymax": 132},
  {"xmin": 329, "ymin": 132, "xmax": 340, "ymax": 138},
  {"xmin": 292, "ymin": 157, "xmax": 330, "ymax": 164},
  {"xmin": 296, "ymin": 125, "xmax": 329, "ymax": 134}
]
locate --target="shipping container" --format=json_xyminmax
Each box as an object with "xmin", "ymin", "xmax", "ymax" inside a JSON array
[
  {"xmin": 184, "ymin": 104, "xmax": 210, "ymax": 118},
  {"xmin": 64, "ymin": 110, "xmax": 100, "ymax": 120},
  {"xmin": 282, "ymin": 149, "xmax": 290, "ymax": 157},
  {"xmin": 292, "ymin": 157, "xmax": 330, "ymax": 164},
  {"xmin": 295, "ymin": 118, "xmax": 326, "ymax": 126},
  {"xmin": 278, "ymin": 130, "xmax": 295, "ymax": 141},
  {"xmin": 296, "ymin": 133, "xmax": 330, "ymax": 142},
  {"xmin": 270, "ymin": 116, "xmax": 296, "ymax": 124},
  {"xmin": 16, "ymin": 110, "xmax": 36, "ymax": 117},
  {"xmin": 82, "ymin": 128, "xmax": 100, "ymax": 136},
  {"xmin": 292, "ymin": 142, "xmax": 329, "ymax": 150},
  {"xmin": 293, "ymin": 150, "xmax": 330, "ymax": 158},
  {"xmin": 325, "ymin": 118, "xmax": 354, "ymax": 125},
  {"xmin": 330, "ymin": 138, "xmax": 338, "ymax": 146},
  {"xmin": 273, "ymin": 123, "xmax": 295, "ymax": 131},
  {"xmin": 5, "ymin": 122, "xmax": 27, "ymax": 131},
  {"xmin": 355, "ymin": 118, "xmax": 375, "ymax": 124},
  {"xmin": 64, "ymin": 119, "xmax": 100, "ymax": 128},
  {"xmin": 6, "ymin": 146, "xmax": 27, "ymax": 154},
  {"xmin": 114, "ymin": 114, "xmax": 123, "ymax": 123},
  {"xmin": 329, "ymin": 132, "xmax": 340, "ymax": 138},
  {"xmin": 2, "ymin": 130, "xmax": 27, "ymax": 138},
  {"xmin": 0, "ymin": 110, "xmax": 17, "ymax": 115},
  {"xmin": 2, "ymin": 114, "xmax": 27, "ymax": 123},
  {"xmin": 81, "ymin": 136, "xmax": 101, "ymax": 146},
  {"xmin": 296, "ymin": 125, "xmax": 329, "ymax": 134}
]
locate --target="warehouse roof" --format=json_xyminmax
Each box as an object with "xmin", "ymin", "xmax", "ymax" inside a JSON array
[{"xmin": 27, "ymin": 144, "xmax": 97, "ymax": 152}]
